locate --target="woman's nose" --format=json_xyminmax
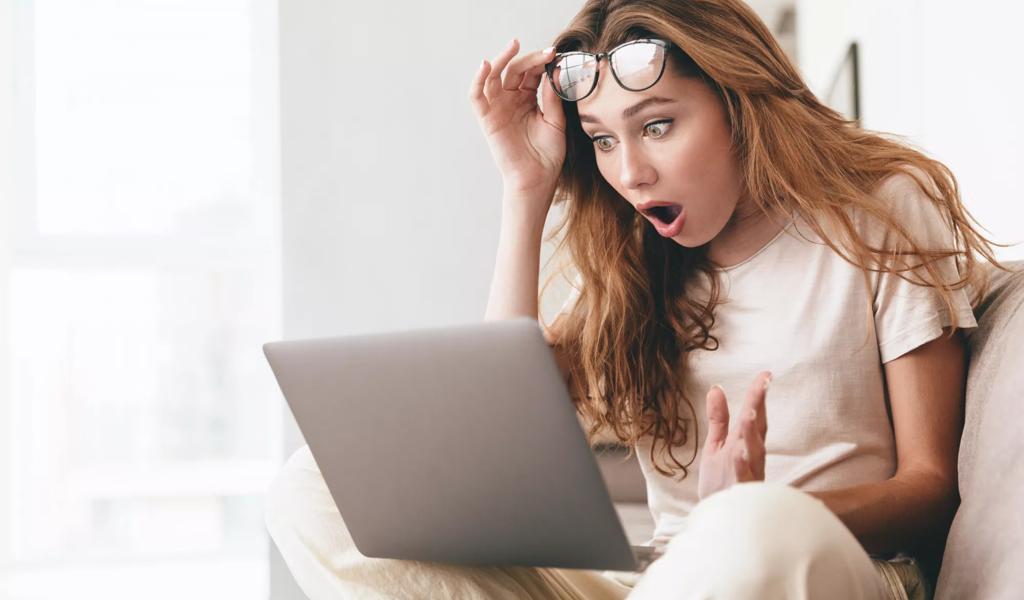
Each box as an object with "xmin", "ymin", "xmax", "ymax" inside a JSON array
[{"xmin": 618, "ymin": 144, "xmax": 657, "ymax": 190}]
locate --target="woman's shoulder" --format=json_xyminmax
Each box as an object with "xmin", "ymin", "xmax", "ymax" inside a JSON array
[
  {"xmin": 855, "ymin": 167, "xmax": 955, "ymax": 248},
  {"xmin": 872, "ymin": 168, "xmax": 940, "ymax": 212}
]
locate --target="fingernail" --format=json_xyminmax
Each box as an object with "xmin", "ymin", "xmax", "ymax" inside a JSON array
[
  {"xmin": 543, "ymin": 46, "xmax": 555, "ymax": 55},
  {"xmin": 509, "ymin": 38, "xmax": 518, "ymax": 47},
  {"xmin": 763, "ymin": 375, "xmax": 772, "ymax": 392},
  {"xmin": 747, "ymin": 409, "xmax": 756, "ymax": 421},
  {"xmin": 710, "ymin": 384, "xmax": 724, "ymax": 393}
]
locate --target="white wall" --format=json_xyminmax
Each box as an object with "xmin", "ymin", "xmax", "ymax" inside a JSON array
[
  {"xmin": 797, "ymin": 0, "xmax": 1024, "ymax": 261},
  {"xmin": 278, "ymin": 1, "xmax": 584, "ymax": 347}
]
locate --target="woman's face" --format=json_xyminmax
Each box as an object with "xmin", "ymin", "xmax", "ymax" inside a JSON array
[{"xmin": 576, "ymin": 57, "xmax": 746, "ymax": 248}]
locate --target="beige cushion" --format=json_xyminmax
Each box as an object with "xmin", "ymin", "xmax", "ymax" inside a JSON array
[{"xmin": 935, "ymin": 261, "xmax": 1024, "ymax": 599}]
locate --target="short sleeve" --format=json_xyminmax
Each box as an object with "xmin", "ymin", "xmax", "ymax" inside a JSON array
[{"xmin": 868, "ymin": 173, "xmax": 977, "ymax": 363}]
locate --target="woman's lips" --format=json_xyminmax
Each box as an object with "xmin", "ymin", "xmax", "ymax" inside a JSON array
[{"xmin": 638, "ymin": 202, "xmax": 686, "ymax": 238}]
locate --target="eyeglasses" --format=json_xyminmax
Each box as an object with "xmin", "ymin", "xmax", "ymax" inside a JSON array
[{"xmin": 545, "ymin": 39, "xmax": 671, "ymax": 102}]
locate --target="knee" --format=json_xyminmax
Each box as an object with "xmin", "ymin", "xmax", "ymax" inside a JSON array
[
  {"xmin": 265, "ymin": 447, "xmax": 300, "ymax": 542},
  {"xmin": 685, "ymin": 481, "xmax": 851, "ymax": 554},
  {"xmin": 632, "ymin": 483, "xmax": 882, "ymax": 599},
  {"xmin": 264, "ymin": 446, "xmax": 354, "ymax": 554}
]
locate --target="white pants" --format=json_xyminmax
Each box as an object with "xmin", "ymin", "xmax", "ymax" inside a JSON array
[{"xmin": 266, "ymin": 446, "xmax": 925, "ymax": 600}]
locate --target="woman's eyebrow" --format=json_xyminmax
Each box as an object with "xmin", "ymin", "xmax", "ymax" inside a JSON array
[{"xmin": 578, "ymin": 97, "xmax": 677, "ymax": 125}]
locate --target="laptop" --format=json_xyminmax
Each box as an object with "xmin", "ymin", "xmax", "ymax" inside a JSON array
[{"xmin": 263, "ymin": 317, "xmax": 663, "ymax": 572}]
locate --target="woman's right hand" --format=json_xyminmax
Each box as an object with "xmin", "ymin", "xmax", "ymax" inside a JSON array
[
  {"xmin": 696, "ymin": 372, "xmax": 772, "ymax": 501},
  {"xmin": 468, "ymin": 38, "xmax": 568, "ymax": 208}
]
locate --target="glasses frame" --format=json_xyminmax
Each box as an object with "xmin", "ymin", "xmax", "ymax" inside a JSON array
[{"xmin": 544, "ymin": 38, "xmax": 672, "ymax": 102}]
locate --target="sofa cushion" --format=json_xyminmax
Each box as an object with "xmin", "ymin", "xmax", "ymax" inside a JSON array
[{"xmin": 935, "ymin": 260, "xmax": 1024, "ymax": 600}]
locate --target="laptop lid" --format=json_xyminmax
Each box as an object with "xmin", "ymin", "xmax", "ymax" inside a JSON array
[{"xmin": 263, "ymin": 317, "xmax": 639, "ymax": 571}]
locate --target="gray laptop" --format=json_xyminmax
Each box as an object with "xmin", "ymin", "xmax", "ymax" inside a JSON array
[{"xmin": 263, "ymin": 317, "xmax": 662, "ymax": 572}]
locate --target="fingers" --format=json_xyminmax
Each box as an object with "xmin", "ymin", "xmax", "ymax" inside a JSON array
[
  {"xmin": 732, "ymin": 445, "xmax": 756, "ymax": 482},
  {"xmin": 758, "ymin": 371, "xmax": 770, "ymax": 439},
  {"xmin": 471, "ymin": 38, "xmax": 565, "ymax": 137},
  {"xmin": 738, "ymin": 371, "xmax": 771, "ymax": 480},
  {"xmin": 468, "ymin": 59, "xmax": 492, "ymax": 117},
  {"xmin": 539, "ymin": 72, "xmax": 567, "ymax": 133},
  {"xmin": 507, "ymin": 46, "xmax": 555, "ymax": 91},
  {"xmin": 741, "ymin": 371, "xmax": 771, "ymax": 440},
  {"xmin": 484, "ymin": 38, "xmax": 521, "ymax": 100},
  {"xmin": 738, "ymin": 407, "xmax": 765, "ymax": 480},
  {"xmin": 519, "ymin": 62, "xmax": 546, "ymax": 93},
  {"xmin": 704, "ymin": 385, "xmax": 729, "ymax": 450},
  {"xmin": 482, "ymin": 40, "xmax": 556, "ymax": 98}
]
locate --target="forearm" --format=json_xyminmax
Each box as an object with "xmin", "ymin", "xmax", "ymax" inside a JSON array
[
  {"xmin": 483, "ymin": 189, "xmax": 551, "ymax": 322},
  {"xmin": 808, "ymin": 470, "xmax": 958, "ymax": 556}
]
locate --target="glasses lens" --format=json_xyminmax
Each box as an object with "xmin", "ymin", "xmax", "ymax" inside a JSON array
[
  {"xmin": 551, "ymin": 53, "xmax": 598, "ymax": 101},
  {"xmin": 611, "ymin": 41, "xmax": 666, "ymax": 91}
]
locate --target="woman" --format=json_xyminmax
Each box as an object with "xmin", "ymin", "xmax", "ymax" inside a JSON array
[{"xmin": 267, "ymin": 0, "xmax": 1009, "ymax": 598}]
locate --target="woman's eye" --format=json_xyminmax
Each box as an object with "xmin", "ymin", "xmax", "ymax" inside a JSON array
[
  {"xmin": 592, "ymin": 136, "xmax": 617, "ymax": 152},
  {"xmin": 590, "ymin": 119, "xmax": 673, "ymax": 153},
  {"xmin": 644, "ymin": 119, "xmax": 672, "ymax": 138}
]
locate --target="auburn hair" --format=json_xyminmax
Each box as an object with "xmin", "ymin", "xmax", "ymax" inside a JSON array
[{"xmin": 539, "ymin": 0, "xmax": 1011, "ymax": 478}]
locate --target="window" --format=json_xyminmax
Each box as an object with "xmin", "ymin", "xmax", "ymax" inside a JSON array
[{"xmin": 1, "ymin": 1, "xmax": 281, "ymax": 597}]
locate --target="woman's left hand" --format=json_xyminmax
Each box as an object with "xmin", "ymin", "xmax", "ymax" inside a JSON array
[{"xmin": 696, "ymin": 371, "xmax": 772, "ymax": 500}]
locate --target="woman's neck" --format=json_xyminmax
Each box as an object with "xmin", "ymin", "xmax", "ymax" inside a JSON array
[{"xmin": 706, "ymin": 203, "xmax": 789, "ymax": 269}]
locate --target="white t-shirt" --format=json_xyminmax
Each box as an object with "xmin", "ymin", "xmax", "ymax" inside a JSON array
[{"xmin": 560, "ymin": 173, "xmax": 977, "ymax": 546}]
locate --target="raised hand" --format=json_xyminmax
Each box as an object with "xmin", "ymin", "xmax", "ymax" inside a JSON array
[
  {"xmin": 468, "ymin": 38, "xmax": 567, "ymax": 205},
  {"xmin": 696, "ymin": 371, "xmax": 772, "ymax": 501}
]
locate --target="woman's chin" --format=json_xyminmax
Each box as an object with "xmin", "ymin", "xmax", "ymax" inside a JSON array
[{"xmin": 668, "ymin": 230, "xmax": 703, "ymax": 248}]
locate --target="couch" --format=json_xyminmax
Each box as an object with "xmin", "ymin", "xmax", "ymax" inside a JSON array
[{"xmin": 594, "ymin": 260, "xmax": 1024, "ymax": 599}]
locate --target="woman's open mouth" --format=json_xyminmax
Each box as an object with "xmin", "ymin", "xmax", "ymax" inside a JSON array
[{"xmin": 640, "ymin": 203, "xmax": 686, "ymax": 237}]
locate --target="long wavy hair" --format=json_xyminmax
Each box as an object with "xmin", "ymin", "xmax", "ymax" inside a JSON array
[{"xmin": 539, "ymin": 0, "xmax": 1012, "ymax": 478}]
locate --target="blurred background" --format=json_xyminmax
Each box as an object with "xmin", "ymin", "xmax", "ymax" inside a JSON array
[{"xmin": 0, "ymin": 1, "xmax": 1020, "ymax": 598}]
